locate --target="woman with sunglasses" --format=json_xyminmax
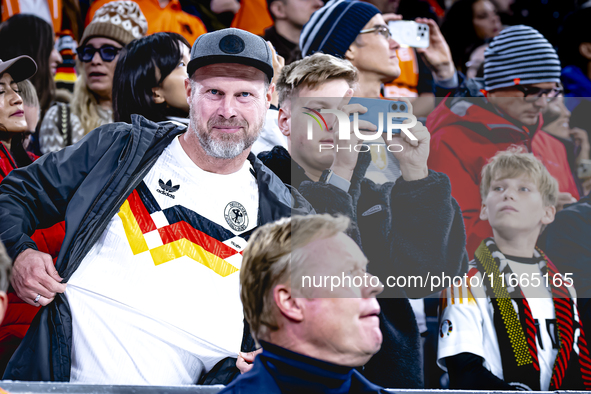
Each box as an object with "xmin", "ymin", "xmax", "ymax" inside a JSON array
[
  {"xmin": 112, "ymin": 32, "xmax": 191, "ymax": 124},
  {"xmin": 39, "ymin": 1, "xmax": 147, "ymax": 154}
]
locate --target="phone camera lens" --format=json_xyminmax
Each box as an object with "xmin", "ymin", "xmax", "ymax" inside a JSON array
[
  {"xmin": 400, "ymin": 104, "xmax": 406, "ymax": 111},
  {"xmin": 391, "ymin": 103, "xmax": 398, "ymax": 110}
]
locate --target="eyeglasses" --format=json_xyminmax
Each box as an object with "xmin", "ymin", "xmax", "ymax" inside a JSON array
[
  {"xmin": 76, "ymin": 45, "xmax": 122, "ymax": 63},
  {"xmin": 359, "ymin": 25, "xmax": 392, "ymax": 40},
  {"xmin": 514, "ymin": 85, "xmax": 564, "ymax": 103}
]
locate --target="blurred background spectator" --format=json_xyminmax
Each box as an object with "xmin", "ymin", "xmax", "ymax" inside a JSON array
[
  {"xmin": 1, "ymin": 0, "xmax": 83, "ymax": 39},
  {"xmin": 112, "ymin": 32, "xmax": 190, "ymax": 123},
  {"xmin": 39, "ymin": 1, "xmax": 147, "ymax": 153},
  {"xmin": 441, "ymin": 0, "xmax": 501, "ymax": 75},
  {"xmin": 542, "ymin": 96, "xmax": 591, "ymax": 196},
  {"xmin": 264, "ymin": 0, "xmax": 323, "ymax": 64},
  {"xmin": 557, "ymin": 5, "xmax": 591, "ymax": 151},
  {"xmin": 0, "ymin": 15, "xmax": 62, "ymax": 121},
  {"xmin": 85, "ymin": 0, "xmax": 206, "ymax": 44}
]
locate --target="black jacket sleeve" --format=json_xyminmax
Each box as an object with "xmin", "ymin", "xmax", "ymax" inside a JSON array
[
  {"xmin": 0, "ymin": 122, "xmax": 133, "ymax": 260},
  {"xmin": 445, "ymin": 353, "xmax": 515, "ymax": 390},
  {"xmin": 361, "ymin": 169, "xmax": 468, "ymax": 298}
]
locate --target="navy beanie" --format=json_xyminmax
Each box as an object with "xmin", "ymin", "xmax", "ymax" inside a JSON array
[{"xmin": 300, "ymin": 0, "xmax": 380, "ymax": 58}]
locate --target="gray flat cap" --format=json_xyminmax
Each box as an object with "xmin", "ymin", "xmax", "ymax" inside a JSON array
[{"xmin": 188, "ymin": 28, "xmax": 274, "ymax": 82}]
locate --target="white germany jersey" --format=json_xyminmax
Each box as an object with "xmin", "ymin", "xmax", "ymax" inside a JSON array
[
  {"xmin": 65, "ymin": 136, "xmax": 259, "ymax": 385},
  {"xmin": 437, "ymin": 258, "xmax": 578, "ymax": 390}
]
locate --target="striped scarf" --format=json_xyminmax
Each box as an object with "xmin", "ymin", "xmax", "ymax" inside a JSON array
[{"xmin": 474, "ymin": 238, "xmax": 591, "ymax": 390}]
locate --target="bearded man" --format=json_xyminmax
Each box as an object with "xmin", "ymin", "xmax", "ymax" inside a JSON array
[{"xmin": 0, "ymin": 28, "xmax": 313, "ymax": 384}]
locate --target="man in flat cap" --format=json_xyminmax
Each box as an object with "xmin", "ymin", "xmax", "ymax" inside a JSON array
[{"xmin": 0, "ymin": 28, "xmax": 312, "ymax": 384}]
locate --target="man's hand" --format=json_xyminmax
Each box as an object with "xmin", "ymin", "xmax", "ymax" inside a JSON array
[
  {"xmin": 388, "ymin": 98, "xmax": 430, "ymax": 181},
  {"xmin": 237, "ymin": 348, "xmax": 263, "ymax": 374},
  {"xmin": 556, "ymin": 192, "xmax": 577, "ymax": 212},
  {"xmin": 330, "ymin": 89, "xmax": 377, "ymax": 182},
  {"xmin": 11, "ymin": 249, "xmax": 67, "ymax": 307},
  {"xmin": 382, "ymin": 13, "xmax": 403, "ymax": 23},
  {"xmin": 414, "ymin": 18, "xmax": 456, "ymax": 81}
]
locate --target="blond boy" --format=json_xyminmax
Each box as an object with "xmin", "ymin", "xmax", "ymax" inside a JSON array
[{"xmin": 437, "ymin": 148, "xmax": 591, "ymax": 391}]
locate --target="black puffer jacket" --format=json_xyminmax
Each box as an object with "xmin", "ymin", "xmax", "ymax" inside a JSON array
[{"xmin": 259, "ymin": 146, "xmax": 468, "ymax": 388}]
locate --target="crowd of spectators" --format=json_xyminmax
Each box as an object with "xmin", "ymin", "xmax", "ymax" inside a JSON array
[{"xmin": 0, "ymin": 0, "xmax": 589, "ymax": 391}]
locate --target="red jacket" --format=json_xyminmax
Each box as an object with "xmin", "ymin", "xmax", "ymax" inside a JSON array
[
  {"xmin": 426, "ymin": 98, "xmax": 580, "ymax": 258},
  {"xmin": 0, "ymin": 143, "xmax": 65, "ymax": 371}
]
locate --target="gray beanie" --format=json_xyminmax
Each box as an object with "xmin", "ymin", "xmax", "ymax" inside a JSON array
[{"xmin": 483, "ymin": 25, "xmax": 561, "ymax": 91}]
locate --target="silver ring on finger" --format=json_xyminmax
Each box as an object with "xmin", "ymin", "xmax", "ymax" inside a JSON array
[{"xmin": 34, "ymin": 294, "xmax": 41, "ymax": 303}]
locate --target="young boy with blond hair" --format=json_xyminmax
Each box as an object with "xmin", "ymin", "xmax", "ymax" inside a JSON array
[{"xmin": 437, "ymin": 147, "xmax": 591, "ymax": 391}]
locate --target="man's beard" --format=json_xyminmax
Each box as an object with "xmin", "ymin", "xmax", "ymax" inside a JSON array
[{"xmin": 190, "ymin": 106, "xmax": 264, "ymax": 159}]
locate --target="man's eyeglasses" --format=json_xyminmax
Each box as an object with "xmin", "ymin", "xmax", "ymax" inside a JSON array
[
  {"xmin": 515, "ymin": 85, "xmax": 563, "ymax": 103},
  {"xmin": 76, "ymin": 45, "xmax": 122, "ymax": 63},
  {"xmin": 359, "ymin": 25, "xmax": 392, "ymax": 40}
]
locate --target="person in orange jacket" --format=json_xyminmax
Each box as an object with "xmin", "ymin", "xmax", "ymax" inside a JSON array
[{"xmin": 85, "ymin": 0, "xmax": 207, "ymax": 44}]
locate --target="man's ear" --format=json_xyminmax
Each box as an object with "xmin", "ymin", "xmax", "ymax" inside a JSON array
[
  {"xmin": 345, "ymin": 45, "xmax": 356, "ymax": 62},
  {"xmin": 266, "ymin": 83, "xmax": 275, "ymax": 109},
  {"xmin": 185, "ymin": 77, "xmax": 192, "ymax": 106},
  {"xmin": 269, "ymin": 0, "xmax": 286, "ymax": 20},
  {"xmin": 152, "ymin": 86, "xmax": 166, "ymax": 104},
  {"xmin": 273, "ymin": 284, "xmax": 304, "ymax": 322},
  {"xmin": 278, "ymin": 107, "xmax": 291, "ymax": 138},
  {"xmin": 579, "ymin": 42, "xmax": 591, "ymax": 60},
  {"xmin": 541, "ymin": 204, "xmax": 556, "ymax": 225},
  {"xmin": 479, "ymin": 203, "xmax": 488, "ymax": 221}
]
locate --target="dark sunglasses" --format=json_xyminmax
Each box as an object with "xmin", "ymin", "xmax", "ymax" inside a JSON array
[
  {"xmin": 514, "ymin": 85, "xmax": 563, "ymax": 103},
  {"xmin": 76, "ymin": 45, "xmax": 122, "ymax": 63}
]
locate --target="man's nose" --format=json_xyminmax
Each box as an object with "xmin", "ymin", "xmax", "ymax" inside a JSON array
[
  {"xmin": 323, "ymin": 113, "xmax": 338, "ymax": 132},
  {"xmin": 218, "ymin": 95, "xmax": 238, "ymax": 118},
  {"xmin": 533, "ymin": 95, "xmax": 549, "ymax": 109},
  {"xmin": 362, "ymin": 273, "xmax": 384, "ymax": 298},
  {"xmin": 389, "ymin": 36, "xmax": 400, "ymax": 51}
]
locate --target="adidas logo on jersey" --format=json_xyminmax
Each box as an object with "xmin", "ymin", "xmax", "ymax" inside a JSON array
[{"xmin": 157, "ymin": 179, "xmax": 180, "ymax": 199}]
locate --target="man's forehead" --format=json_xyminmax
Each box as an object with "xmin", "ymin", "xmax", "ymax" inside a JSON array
[
  {"xmin": 191, "ymin": 63, "xmax": 267, "ymax": 83},
  {"xmin": 360, "ymin": 13, "xmax": 385, "ymax": 31},
  {"xmin": 303, "ymin": 233, "xmax": 366, "ymax": 266}
]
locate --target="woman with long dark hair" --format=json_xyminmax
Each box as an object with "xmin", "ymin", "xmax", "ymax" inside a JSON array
[
  {"xmin": 0, "ymin": 14, "xmax": 62, "ymax": 117},
  {"xmin": 113, "ymin": 32, "xmax": 191, "ymax": 124},
  {"xmin": 441, "ymin": 0, "xmax": 502, "ymax": 74}
]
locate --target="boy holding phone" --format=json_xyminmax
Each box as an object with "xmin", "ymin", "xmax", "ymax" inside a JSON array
[{"xmin": 258, "ymin": 51, "xmax": 467, "ymax": 389}]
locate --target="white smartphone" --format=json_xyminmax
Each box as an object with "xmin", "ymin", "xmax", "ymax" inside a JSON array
[
  {"xmin": 388, "ymin": 21, "xmax": 430, "ymax": 48},
  {"xmin": 578, "ymin": 159, "xmax": 591, "ymax": 179}
]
